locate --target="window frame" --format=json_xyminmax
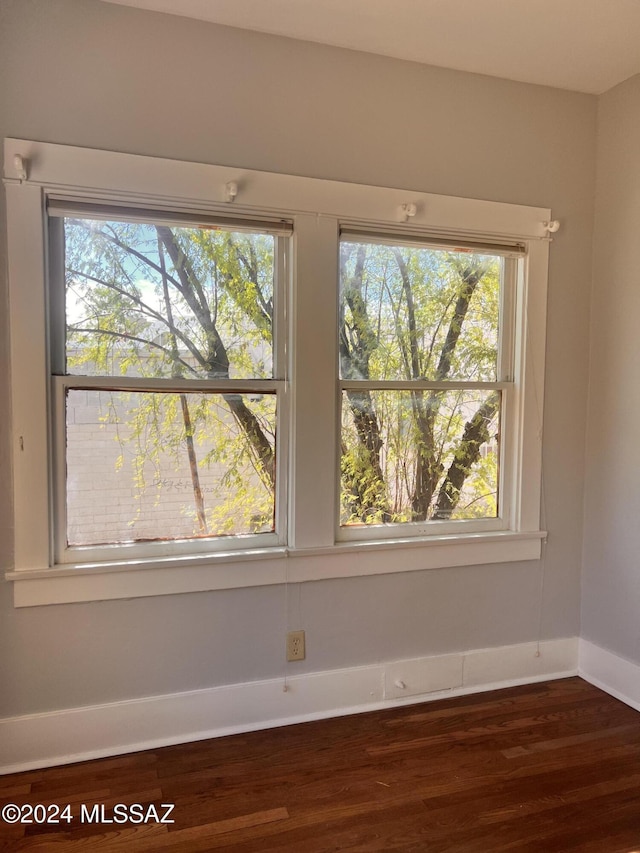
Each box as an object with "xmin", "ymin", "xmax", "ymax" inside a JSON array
[
  {"xmin": 3, "ymin": 139, "xmax": 550, "ymax": 606},
  {"xmin": 47, "ymin": 208, "xmax": 290, "ymax": 563},
  {"xmin": 336, "ymin": 231, "xmax": 521, "ymax": 542}
]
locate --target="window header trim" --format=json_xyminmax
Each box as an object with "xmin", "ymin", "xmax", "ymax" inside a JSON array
[{"xmin": 4, "ymin": 138, "xmax": 551, "ymax": 242}]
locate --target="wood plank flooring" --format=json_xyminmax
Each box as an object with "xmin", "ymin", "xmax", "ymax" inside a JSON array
[{"xmin": 2, "ymin": 678, "xmax": 640, "ymax": 851}]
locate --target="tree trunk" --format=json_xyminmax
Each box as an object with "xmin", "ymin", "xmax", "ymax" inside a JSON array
[
  {"xmin": 222, "ymin": 393, "xmax": 275, "ymax": 489},
  {"xmin": 157, "ymin": 236, "xmax": 208, "ymax": 534},
  {"xmin": 410, "ymin": 395, "xmax": 442, "ymax": 520},
  {"xmin": 392, "ymin": 254, "xmax": 485, "ymax": 521},
  {"xmin": 431, "ymin": 392, "xmax": 500, "ymax": 519},
  {"xmin": 179, "ymin": 394, "xmax": 208, "ymax": 533},
  {"xmin": 340, "ymin": 244, "xmax": 390, "ymax": 521},
  {"xmin": 157, "ymin": 226, "xmax": 276, "ymax": 490}
]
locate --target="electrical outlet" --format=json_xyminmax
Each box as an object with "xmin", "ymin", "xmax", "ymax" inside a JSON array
[{"xmin": 286, "ymin": 630, "xmax": 305, "ymax": 662}]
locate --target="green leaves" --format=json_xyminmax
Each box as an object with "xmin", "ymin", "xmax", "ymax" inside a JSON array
[
  {"xmin": 340, "ymin": 243, "xmax": 499, "ymax": 383},
  {"xmin": 339, "ymin": 242, "xmax": 502, "ymax": 526},
  {"xmin": 64, "ymin": 219, "xmax": 275, "ymax": 381},
  {"xmin": 64, "ymin": 218, "xmax": 278, "ymax": 543}
]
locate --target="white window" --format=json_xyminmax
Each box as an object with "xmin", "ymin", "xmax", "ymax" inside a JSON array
[
  {"xmin": 337, "ymin": 230, "xmax": 520, "ymax": 541},
  {"xmin": 48, "ymin": 203, "xmax": 289, "ymax": 563},
  {"xmin": 4, "ymin": 140, "xmax": 549, "ymax": 605}
]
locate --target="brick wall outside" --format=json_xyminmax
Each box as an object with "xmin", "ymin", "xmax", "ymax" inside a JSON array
[{"xmin": 65, "ymin": 390, "xmax": 274, "ymax": 546}]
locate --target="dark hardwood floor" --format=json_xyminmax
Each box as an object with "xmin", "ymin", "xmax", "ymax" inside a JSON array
[{"xmin": 2, "ymin": 677, "xmax": 640, "ymax": 851}]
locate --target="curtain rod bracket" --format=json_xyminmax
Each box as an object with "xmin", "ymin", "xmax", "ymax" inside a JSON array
[
  {"xmin": 225, "ymin": 181, "xmax": 238, "ymax": 203},
  {"xmin": 399, "ymin": 203, "xmax": 418, "ymax": 223},
  {"xmin": 13, "ymin": 154, "xmax": 28, "ymax": 182}
]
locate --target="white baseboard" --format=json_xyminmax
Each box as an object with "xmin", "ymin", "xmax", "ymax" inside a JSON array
[
  {"xmin": 0, "ymin": 637, "xmax": 578, "ymax": 775},
  {"xmin": 579, "ymin": 639, "xmax": 640, "ymax": 712}
]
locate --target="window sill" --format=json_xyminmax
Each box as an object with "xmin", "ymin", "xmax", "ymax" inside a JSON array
[{"xmin": 6, "ymin": 531, "xmax": 545, "ymax": 607}]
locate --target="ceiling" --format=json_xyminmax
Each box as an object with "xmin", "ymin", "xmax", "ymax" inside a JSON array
[{"xmin": 101, "ymin": 0, "xmax": 640, "ymax": 94}]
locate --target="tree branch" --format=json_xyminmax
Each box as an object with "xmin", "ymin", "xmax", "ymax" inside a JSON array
[
  {"xmin": 69, "ymin": 327, "xmax": 200, "ymax": 376},
  {"xmin": 156, "ymin": 226, "xmax": 213, "ymax": 329},
  {"xmin": 435, "ymin": 264, "xmax": 484, "ymax": 381},
  {"xmin": 156, "ymin": 226, "xmax": 231, "ymax": 377},
  {"xmin": 392, "ymin": 249, "xmax": 421, "ymax": 379},
  {"xmin": 67, "ymin": 269, "xmax": 209, "ymax": 369},
  {"xmin": 223, "ymin": 394, "xmax": 275, "ymax": 489},
  {"xmin": 73, "ymin": 221, "xmax": 183, "ymax": 290},
  {"xmin": 234, "ymin": 243, "xmax": 273, "ymax": 329}
]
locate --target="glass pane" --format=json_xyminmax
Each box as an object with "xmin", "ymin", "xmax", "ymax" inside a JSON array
[
  {"xmin": 339, "ymin": 241, "xmax": 502, "ymax": 382},
  {"xmin": 64, "ymin": 217, "xmax": 275, "ymax": 379},
  {"xmin": 66, "ymin": 390, "xmax": 276, "ymax": 546},
  {"xmin": 340, "ymin": 389, "xmax": 500, "ymax": 526}
]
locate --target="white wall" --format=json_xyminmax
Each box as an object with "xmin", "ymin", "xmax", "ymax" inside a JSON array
[
  {"xmin": 0, "ymin": 0, "xmax": 595, "ymax": 717},
  {"xmin": 582, "ymin": 74, "xmax": 640, "ymax": 664}
]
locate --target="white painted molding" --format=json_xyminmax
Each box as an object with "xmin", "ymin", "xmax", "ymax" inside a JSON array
[
  {"xmin": 0, "ymin": 637, "xmax": 577, "ymax": 775},
  {"xmin": 579, "ymin": 639, "xmax": 640, "ymax": 713},
  {"xmin": 9, "ymin": 532, "xmax": 544, "ymax": 607},
  {"xmin": 3, "ymin": 139, "xmax": 550, "ymax": 240}
]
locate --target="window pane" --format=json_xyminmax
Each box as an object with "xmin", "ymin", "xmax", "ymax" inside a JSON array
[
  {"xmin": 66, "ymin": 390, "xmax": 276, "ymax": 546},
  {"xmin": 340, "ymin": 389, "xmax": 500, "ymax": 526},
  {"xmin": 339, "ymin": 241, "xmax": 502, "ymax": 382},
  {"xmin": 64, "ymin": 217, "xmax": 275, "ymax": 380}
]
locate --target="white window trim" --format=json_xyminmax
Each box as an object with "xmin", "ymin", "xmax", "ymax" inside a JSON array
[{"xmin": 3, "ymin": 139, "xmax": 550, "ymax": 607}]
